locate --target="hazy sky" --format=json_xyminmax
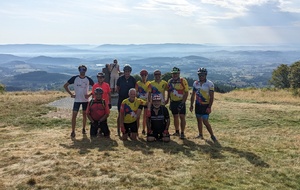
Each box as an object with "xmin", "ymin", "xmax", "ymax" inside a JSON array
[{"xmin": 1, "ymin": 0, "xmax": 300, "ymax": 45}]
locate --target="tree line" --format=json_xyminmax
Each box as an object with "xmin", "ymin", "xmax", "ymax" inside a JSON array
[{"xmin": 269, "ymin": 60, "xmax": 300, "ymax": 90}]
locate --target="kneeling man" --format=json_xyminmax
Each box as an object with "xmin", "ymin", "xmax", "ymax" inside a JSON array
[
  {"xmin": 87, "ymin": 87, "xmax": 110, "ymax": 137},
  {"xmin": 147, "ymin": 95, "xmax": 170, "ymax": 142}
]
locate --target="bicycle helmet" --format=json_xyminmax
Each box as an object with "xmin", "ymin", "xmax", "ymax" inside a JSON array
[
  {"xmin": 123, "ymin": 64, "xmax": 132, "ymax": 72},
  {"xmin": 152, "ymin": 94, "xmax": 161, "ymax": 101},
  {"xmin": 97, "ymin": 72, "xmax": 105, "ymax": 77},
  {"xmin": 94, "ymin": 87, "xmax": 103, "ymax": 94},
  {"xmin": 140, "ymin": 69, "xmax": 148, "ymax": 76},
  {"xmin": 171, "ymin": 67, "xmax": 180, "ymax": 74},
  {"xmin": 197, "ymin": 67, "xmax": 207, "ymax": 75}
]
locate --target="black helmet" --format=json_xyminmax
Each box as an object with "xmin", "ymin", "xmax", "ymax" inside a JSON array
[
  {"xmin": 123, "ymin": 64, "xmax": 132, "ymax": 72},
  {"xmin": 171, "ymin": 67, "xmax": 180, "ymax": 74},
  {"xmin": 95, "ymin": 87, "xmax": 103, "ymax": 94},
  {"xmin": 197, "ymin": 67, "xmax": 207, "ymax": 75}
]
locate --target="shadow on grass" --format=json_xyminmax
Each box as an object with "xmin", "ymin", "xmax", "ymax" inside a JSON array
[
  {"xmin": 60, "ymin": 134, "xmax": 119, "ymax": 154},
  {"xmin": 60, "ymin": 134, "xmax": 269, "ymax": 168},
  {"xmin": 121, "ymin": 136, "xmax": 222, "ymax": 158},
  {"xmin": 121, "ymin": 137, "xmax": 269, "ymax": 168},
  {"xmin": 206, "ymin": 140, "xmax": 270, "ymax": 168}
]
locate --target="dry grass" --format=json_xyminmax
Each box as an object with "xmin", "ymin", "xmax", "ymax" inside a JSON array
[{"xmin": 0, "ymin": 89, "xmax": 299, "ymax": 189}]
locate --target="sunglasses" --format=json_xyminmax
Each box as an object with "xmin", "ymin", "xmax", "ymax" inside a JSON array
[
  {"xmin": 79, "ymin": 68, "xmax": 87, "ymax": 72},
  {"xmin": 154, "ymin": 73, "xmax": 161, "ymax": 76}
]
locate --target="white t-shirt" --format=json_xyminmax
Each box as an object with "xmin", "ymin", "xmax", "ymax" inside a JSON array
[
  {"xmin": 192, "ymin": 79, "xmax": 214, "ymax": 105},
  {"xmin": 67, "ymin": 75, "xmax": 94, "ymax": 102},
  {"xmin": 110, "ymin": 63, "xmax": 119, "ymax": 75}
]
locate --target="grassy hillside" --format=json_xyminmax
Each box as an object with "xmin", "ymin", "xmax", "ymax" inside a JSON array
[{"xmin": 0, "ymin": 89, "xmax": 299, "ymax": 189}]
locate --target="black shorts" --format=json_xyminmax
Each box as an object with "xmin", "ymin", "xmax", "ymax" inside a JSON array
[
  {"xmin": 170, "ymin": 101, "xmax": 186, "ymax": 115},
  {"xmin": 124, "ymin": 121, "xmax": 138, "ymax": 133},
  {"xmin": 195, "ymin": 104, "xmax": 209, "ymax": 115},
  {"xmin": 90, "ymin": 120, "xmax": 110, "ymax": 137},
  {"xmin": 118, "ymin": 97, "xmax": 127, "ymax": 111},
  {"xmin": 73, "ymin": 102, "xmax": 88, "ymax": 112}
]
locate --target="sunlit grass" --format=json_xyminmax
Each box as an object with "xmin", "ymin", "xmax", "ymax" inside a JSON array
[{"xmin": 0, "ymin": 89, "xmax": 299, "ymax": 189}]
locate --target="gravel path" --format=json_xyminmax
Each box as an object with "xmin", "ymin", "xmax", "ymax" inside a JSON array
[{"xmin": 48, "ymin": 97, "xmax": 118, "ymax": 111}]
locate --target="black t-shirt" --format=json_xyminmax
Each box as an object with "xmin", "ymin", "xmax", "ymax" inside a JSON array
[
  {"xmin": 116, "ymin": 75, "xmax": 136, "ymax": 98},
  {"xmin": 149, "ymin": 105, "xmax": 169, "ymax": 132}
]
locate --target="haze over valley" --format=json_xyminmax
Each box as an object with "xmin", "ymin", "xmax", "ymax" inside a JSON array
[{"xmin": 0, "ymin": 43, "xmax": 299, "ymax": 91}]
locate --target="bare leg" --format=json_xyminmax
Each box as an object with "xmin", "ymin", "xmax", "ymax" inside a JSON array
[
  {"xmin": 71, "ymin": 111, "xmax": 78, "ymax": 132},
  {"xmin": 82, "ymin": 111, "xmax": 87, "ymax": 130},
  {"xmin": 117, "ymin": 113, "xmax": 120, "ymax": 136},
  {"xmin": 122, "ymin": 133, "xmax": 128, "ymax": 140},
  {"xmin": 173, "ymin": 114, "xmax": 180, "ymax": 131},
  {"xmin": 179, "ymin": 114, "xmax": 186, "ymax": 133},
  {"xmin": 130, "ymin": 133, "xmax": 138, "ymax": 140},
  {"xmin": 197, "ymin": 117, "xmax": 204, "ymax": 135},
  {"xmin": 203, "ymin": 119, "xmax": 214, "ymax": 136}
]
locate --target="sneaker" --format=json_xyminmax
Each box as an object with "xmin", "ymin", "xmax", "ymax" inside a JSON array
[
  {"xmin": 195, "ymin": 134, "xmax": 204, "ymax": 139},
  {"xmin": 172, "ymin": 132, "xmax": 180, "ymax": 136},
  {"xmin": 82, "ymin": 128, "xmax": 86, "ymax": 134},
  {"xmin": 211, "ymin": 135, "xmax": 217, "ymax": 142},
  {"xmin": 142, "ymin": 130, "xmax": 146, "ymax": 135},
  {"xmin": 180, "ymin": 133, "xmax": 185, "ymax": 139},
  {"xmin": 70, "ymin": 131, "xmax": 76, "ymax": 138}
]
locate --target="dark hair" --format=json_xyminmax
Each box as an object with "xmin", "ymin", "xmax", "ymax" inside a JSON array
[{"xmin": 78, "ymin": 65, "xmax": 87, "ymax": 71}]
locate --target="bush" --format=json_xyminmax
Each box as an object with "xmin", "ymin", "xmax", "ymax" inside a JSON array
[{"xmin": 0, "ymin": 83, "xmax": 5, "ymax": 93}]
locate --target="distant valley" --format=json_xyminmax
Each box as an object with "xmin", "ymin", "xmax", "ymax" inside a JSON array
[{"xmin": 0, "ymin": 43, "xmax": 299, "ymax": 91}]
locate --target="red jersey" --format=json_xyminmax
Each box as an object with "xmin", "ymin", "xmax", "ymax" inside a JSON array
[
  {"xmin": 92, "ymin": 82, "xmax": 111, "ymax": 104},
  {"xmin": 86, "ymin": 99, "xmax": 110, "ymax": 121}
]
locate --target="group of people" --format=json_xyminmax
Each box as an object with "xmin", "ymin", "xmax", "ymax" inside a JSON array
[{"xmin": 63, "ymin": 60, "xmax": 217, "ymax": 142}]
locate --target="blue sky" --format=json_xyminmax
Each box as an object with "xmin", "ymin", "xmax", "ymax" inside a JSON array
[{"xmin": 0, "ymin": 0, "xmax": 300, "ymax": 45}]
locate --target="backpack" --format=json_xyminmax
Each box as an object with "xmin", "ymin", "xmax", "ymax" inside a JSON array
[{"xmin": 89, "ymin": 98, "xmax": 106, "ymax": 108}]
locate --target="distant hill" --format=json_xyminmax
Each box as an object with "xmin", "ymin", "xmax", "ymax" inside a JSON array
[
  {"xmin": 0, "ymin": 44, "xmax": 77, "ymax": 53},
  {"xmin": 27, "ymin": 56, "xmax": 83, "ymax": 65},
  {"xmin": 3, "ymin": 71, "xmax": 70, "ymax": 91},
  {"xmin": 0, "ymin": 43, "xmax": 300, "ymax": 91},
  {"xmin": 0, "ymin": 54, "xmax": 27, "ymax": 64}
]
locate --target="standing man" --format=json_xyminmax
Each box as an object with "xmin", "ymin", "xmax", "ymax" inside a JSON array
[
  {"xmin": 148, "ymin": 69, "xmax": 168, "ymax": 105},
  {"xmin": 116, "ymin": 64, "xmax": 136, "ymax": 136},
  {"xmin": 120, "ymin": 88, "xmax": 146, "ymax": 140},
  {"xmin": 110, "ymin": 59, "xmax": 120, "ymax": 94},
  {"xmin": 165, "ymin": 67, "xmax": 189, "ymax": 139},
  {"xmin": 63, "ymin": 65, "xmax": 94, "ymax": 138},
  {"xmin": 87, "ymin": 87, "xmax": 110, "ymax": 138},
  {"xmin": 190, "ymin": 68, "xmax": 217, "ymax": 142},
  {"xmin": 92, "ymin": 72, "xmax": 112, "ymax": 109},
  {"xmin": 102, "ymin": 64, "xmax": 111, "ymax": 84},
  {"xmin": 135, "ymin": 69, "xmax": 151, "ymax": 135}
]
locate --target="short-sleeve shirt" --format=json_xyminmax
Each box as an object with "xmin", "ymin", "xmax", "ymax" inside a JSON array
[
  {"xmin": 86, "ymin": 99, "xmax": 110, "ymax": 121},
  {"xmin": 120, "ymin": 98, "xmax": 147, "ymax": 123},
  {"xmin": 116, "ymin": 75, "xmax": 136, "ymax": 99},
  {"xmin": 149, "ymin": 80, "xmax": 168, "ymax": 103},
  {"xmin": 192, "ymin": 80, "xmax": 214, "ymax": 105},
  {"xmin": 149, "ymin": 105, "xmax": 169, "ymax": 132},
  {"xmin": 135, "ymin": 81, "xmax": 151, "ymax": 101},
  {"xmin": 67, "ymin": 75, "xmax": 94, "ymax": 102},
  {"xmin": 167, "ymin": 77, "xmax": 189, "ymax": 101},
  {"xmin": 92, "ymin": 82, "xmax": 111, "ymax": 104}
]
